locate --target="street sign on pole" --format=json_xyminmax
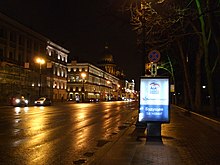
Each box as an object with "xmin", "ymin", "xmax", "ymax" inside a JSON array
[{"xmin": 148, "ymin": 50, "xmax": 160, "ymax": 63}]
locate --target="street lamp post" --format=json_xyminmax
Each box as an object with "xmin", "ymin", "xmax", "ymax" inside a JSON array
[
  {"xmin": 81, "ymin": 72, "xmax": 86, "ymax": 102},
  {"xmin": 107, "ymin": 80, "xmax": 111, "ymax": 101},
  {"xmin": 36, "ymin": 57, "xmax": 45, "ymax": 97}
]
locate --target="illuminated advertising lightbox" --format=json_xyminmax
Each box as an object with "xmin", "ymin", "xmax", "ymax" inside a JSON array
[{"xmin": 139, "ymin": 77, "xmax": 170, "ymax": 123}]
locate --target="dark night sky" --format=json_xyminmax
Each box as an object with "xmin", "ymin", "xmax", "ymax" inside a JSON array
[{"xmin": 0, "ymin": 0, "xmax": 143, "ymax": 88}]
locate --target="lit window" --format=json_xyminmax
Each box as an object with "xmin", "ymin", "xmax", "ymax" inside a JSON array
[
  {"xmin": 61, "ymin": 69, "xmax": 64, "ymax": 77},
  {"xmin": 53, "ymin": 82, "xmax": 57, "ymax": 88},
  {"xmin": 76, "ymin": 76, "xmax": 79, "ymax": 82},
  {"xmin": 48, "ymin": 50, "xmax": 52, "ymax": 56},
  {"xmin": 57, "ymin": 67, "xmax": 60, "ymax": 76}
]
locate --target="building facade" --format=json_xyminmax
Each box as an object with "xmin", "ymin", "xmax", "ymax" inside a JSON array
[
  {"xmin": 0, "ymin": 12, "xmax": 69, "ymax": 105},
  {"xmin": 46, "ymin": 41, "xmax": 69, "ymax": 101},
  {"xmin": 67, "ymin": 60, "xmax": 121, "ymax": 102},
  {"xmin": 124, "ymin": 79, "xmax": 138, "ymax": 101}
]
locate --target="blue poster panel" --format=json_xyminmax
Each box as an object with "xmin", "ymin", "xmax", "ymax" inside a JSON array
[{"xmin": 139, "ymin": 77, "xmax": 170, "ymax": 123}]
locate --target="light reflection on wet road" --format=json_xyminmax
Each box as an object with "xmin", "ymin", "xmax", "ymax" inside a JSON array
[{"xmin": 0, "ymin": 101, "xmax": 138, "ymax": 164}]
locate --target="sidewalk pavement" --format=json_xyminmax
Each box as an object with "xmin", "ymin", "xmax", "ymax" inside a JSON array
[{"xmin": 91, "ymin": 105, "xmax": 220, "ymax": 165}]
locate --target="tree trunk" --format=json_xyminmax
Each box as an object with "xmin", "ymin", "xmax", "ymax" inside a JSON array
[
  {"xmin": 177, "ymin": 41, "xmax": 195, "ymax": 111},
  {"xmin": 194, "ymin": 42, "xmax": 203, "ymax": 113},
  {"xmin": 195, "ymin": 0, "xmax": 216, "ymax": 115}
]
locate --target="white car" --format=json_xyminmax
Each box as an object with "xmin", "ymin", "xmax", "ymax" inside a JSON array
[{"xmin": 34, "ymin": 97, "xmax": 52, "ymax": 106}]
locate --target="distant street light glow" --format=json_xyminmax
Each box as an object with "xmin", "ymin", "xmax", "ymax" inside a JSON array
[
  {"xmin": 35, "ymin": 57, "xmax": 45, "ymax": 97},
  {"xmin": 81, "ymin": 72, "xmax": 86, "ymax": 79},
  {"xmin": 36, "ymin": 58, "xmax": 45, "ymax": 65}
]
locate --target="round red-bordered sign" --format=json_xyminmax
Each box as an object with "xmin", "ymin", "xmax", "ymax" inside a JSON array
[{"xmin": 148, "ymin": 50, "xmax": 161, "ymax": 63}]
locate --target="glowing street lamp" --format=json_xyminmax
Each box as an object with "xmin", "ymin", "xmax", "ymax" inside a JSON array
[
  {"xmin": 81, "ymin": 72, "xmax": 86, "ymax": 102},
  {"xmin": 36, "ymin": 57, "xmax": 45, "ymax": 97},
  {"xmin": 81, "ymin": 72, "xmax": 86, "ymax": 80}
]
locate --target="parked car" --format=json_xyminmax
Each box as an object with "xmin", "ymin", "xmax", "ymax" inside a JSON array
[
  {"xmin": 11, "ymin": 96, "xmax": 29, "ymax": 107},
  {"xmin": 34, "ymin": 97, "xmax": 52, "ymax": 106},
  {"xmin": 89, "ymin": 98, "xmax": 99, "ymax": 103}
]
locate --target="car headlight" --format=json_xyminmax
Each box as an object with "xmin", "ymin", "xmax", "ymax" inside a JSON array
[{"xmin": 15, "ymin": 99, "xmax": 20, "ymax": 103}]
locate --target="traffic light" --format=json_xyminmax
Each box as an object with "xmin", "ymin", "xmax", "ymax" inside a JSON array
[
  {"xmin": 145, "ymin": 63, "xmax": 151, "ymax": 75},
  {"xmin": 151, "ymin": 63, "xmax": 157, "ymax": 76},
  {"xmin": 145, "ymin": 62, "xmax": 157, "ymax": 76}
]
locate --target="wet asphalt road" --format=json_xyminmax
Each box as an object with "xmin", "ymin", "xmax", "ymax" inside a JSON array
[{"xmin": 0, "ymin": 101, "xmax": 138, "ymax": 165}]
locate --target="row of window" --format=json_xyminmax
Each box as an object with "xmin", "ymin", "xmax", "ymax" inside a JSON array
[
  {"xmin": 0, "ymin": 26, "xmax": 69, "ymax": 67},
  {"xmin": 67, "ymin": 85, "xmax": 108, "ymax": 93},
  {"xmin": 67, "ymin": 74, "xmax": 115, "ymax": 87},
  {"xmin": 67, "ymin": 67, "xmax": 88, "ymax": 72},
  {"xmin": 0, "ymin": 26, "xmax": 45, "ymax": 51},
  {"xmin": 47, "ymin": 46, "xmax": 67, "ymax": 63},
  {"xmin": 53, "ymin": 65, "xmax": 67, "ymax": 78},
  {"xmin": 67, "ymin": 66, "xmax": 119, "ymax": 84},
  {"xmin": 89, "ymin": 67, "xmax": 103, "ymax": 77}
]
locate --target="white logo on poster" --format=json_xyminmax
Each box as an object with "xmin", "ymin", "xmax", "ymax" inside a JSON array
[
  {"xmin": 148, "ymin": 81, "xmax": 160, "ymax": 100},
  {"xmin": 150, "ymin": 82, "xmax": 160, "ymax": 94}
]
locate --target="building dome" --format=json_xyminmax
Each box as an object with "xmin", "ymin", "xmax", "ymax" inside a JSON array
[
  {"xmin": 101, "ymin": 46, "xmax": 114, "ymax": 63},
  {"xmin": 97, "ymin": 45, "xmax": 116, "ymax": 75},
  {"xmin": 103, "ymin": 54, "xmax": 113, "ymax": 62}
]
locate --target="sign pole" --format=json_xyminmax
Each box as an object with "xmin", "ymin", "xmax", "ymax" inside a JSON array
[
  {"xmin": 146, "ymin": 123, "xmax": 162, "ymax": 140},
  {"xmin": 148, "ymin": 50, "xmax": 161, "ymax": 140}
]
